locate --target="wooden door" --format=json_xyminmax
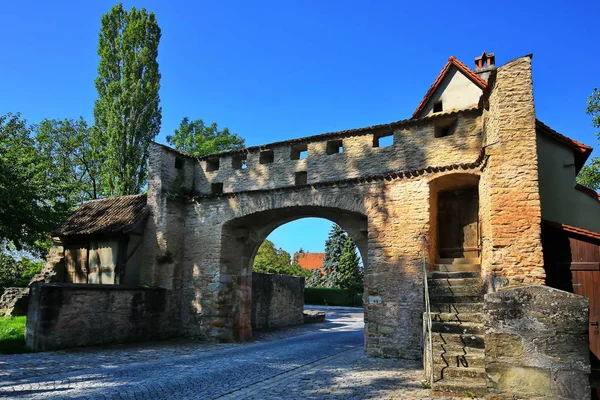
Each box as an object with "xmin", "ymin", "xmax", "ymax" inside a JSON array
[
  {"xmin": 438, "ymin": 188, "xmax": 479, "ymax": 259},
  {"xmin": 570, "ymin": 238, "xmax": 600, "ymax": 360}
]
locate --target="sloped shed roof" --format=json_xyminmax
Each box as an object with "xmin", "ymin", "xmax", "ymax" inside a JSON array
[{"xmin": 52, "ymin": 194, "xmax": 149, "ymax": 237}]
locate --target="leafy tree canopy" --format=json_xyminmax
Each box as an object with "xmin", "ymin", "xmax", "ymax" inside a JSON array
[
  {"xmin": 577, "ymin": 88, "xmax": 600, "ymax": 191},
  {"xmin": 167, "ymin": 117, "xmax": 245, "ymax": 156},
  {"xmin": 321, "ymin": 224, "xmax": 347, "ymax": 288},
  {"xmin": 0, "ymin": 114, "xmax": 73, "ymax": 255},
  {"xmin": 93, "ymin": 2, "xmax": 162, "ymax": 196},
  {"xmin": 337, "ymin": 236, "xmax": 363, "ymax": 290},
  {"xmin": 253, "ymin": 240, "xmax": 310, "ymax": 277}
]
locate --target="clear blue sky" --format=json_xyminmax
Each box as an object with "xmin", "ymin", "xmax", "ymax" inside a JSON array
[{"xmin": 2, "ymin": 1, "xmax": 598, "ymax": 254}]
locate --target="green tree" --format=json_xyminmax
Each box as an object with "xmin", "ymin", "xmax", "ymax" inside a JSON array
[
  {"xmin": 93, "ymin": 3, "xmax": 162, "ymax": 196},
  {"xmin": 167, "ymin": 117, "xmax": 245, "ymax": 156},
  {"xmin": 306, "ymin": 268, "xmax": 323, "ymax": 288},
  {"xmin": 36, "ymin": 118, "xmax": 101, "ymax": 201},
  {"xmin": 337, "ymin": 236, "xmax": 363, "ymax": 290},
  {"xmin": 0, "ymin": 254, "xmax": 43, "ymax": 295},
  {"xmin": 0, "ymin": 113, "xmax": 72, "ymax": 254},
  {"xmin": 321, "ymin": 225, "xmax": 347, "ymax": 288},
  {"xmin": 253, "ymin": 240, "xmax": 310, "ymax": 277},
  {"xmin": 577, "ymin": 88, "xmax": 600, "ymax": 191}
]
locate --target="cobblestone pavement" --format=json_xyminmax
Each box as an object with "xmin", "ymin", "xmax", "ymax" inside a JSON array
[{"xmin": 0, "ymin": 307, "xmax": 448, "ymax": 399}]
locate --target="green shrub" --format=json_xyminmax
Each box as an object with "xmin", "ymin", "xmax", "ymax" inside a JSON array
[{"xmin": 304, "ymin": 287, "xmax": 363, "ymax": 307}]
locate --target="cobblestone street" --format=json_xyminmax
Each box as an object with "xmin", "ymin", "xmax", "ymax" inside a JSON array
[{"xmin": 0, "ymin": 307, "xmax": 439, "ymax": 399}]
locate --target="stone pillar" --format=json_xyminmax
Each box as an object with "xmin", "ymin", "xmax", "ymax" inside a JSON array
[
  {"xmin": 485, "ymin": 285, "xmax": 590, "ymax": 400},
  {"xmin": 480, "ymin": 55, "xmax": 545, "ymax": 288}
]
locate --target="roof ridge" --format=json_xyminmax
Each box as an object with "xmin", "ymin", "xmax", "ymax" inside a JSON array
[
  {"xmin": 412, "ymin": 56, "xmax": 488, "ymax": 118},
  {"xmin": 535, "ymin": 119, "xmax": 592, "ymax": 154},
  {"xmin": 83, "ymin": 193, "xmax": 147, "ymax": 204}
]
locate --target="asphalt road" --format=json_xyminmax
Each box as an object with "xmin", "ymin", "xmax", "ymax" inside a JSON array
[{"xmin": 0, "ymin": 306, "xmax": 431, "ymax": 399}]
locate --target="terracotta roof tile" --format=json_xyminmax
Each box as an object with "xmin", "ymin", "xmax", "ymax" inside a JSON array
[
  {"xmin": 575, "ymin": 184, "xmax": 600, "ymax": 202},
  {"xmin": 52, "ymin": 194, "xmax": 149, "ymax": 237},
  {"xmin": 536, "ymin": 120, "xmax": 592, "ymax": 156},
  {"xmin": 296, "ymin": 253, "xmax": 325, "ymax": 271},
  {"xmin": 412, "ymin": 56, "xmax": 488, "ymax": 118},
  {"xmin": 543, "ymin": 219, "xmax": 600, "ymax": 242}
]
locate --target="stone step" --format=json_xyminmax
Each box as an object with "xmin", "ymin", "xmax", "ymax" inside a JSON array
[
  {"xmin": 429, "ymin": 285, "xmax": 485, "ymax": 297},
  {"xmin": 431, "ymin": 332, "xmax": 485, "ymax": 349},
  {"xmin": 432, "ymin": 352, "xmax": 485, "ymax": 368},
  {"xmin": 433, "ymin": 378, "xmax": 488, "ymax": 398},
  {"xmin": 436, "ymin": 258, "xmax": 481, "ymax": 265},
  {"xmin": 431, "ymin": 312, "xmax": 484, "ymax": 323},
  {"xmin": 429, "ymin": 302, "xmax": 483, "ymax": 313},
  {"xmin": 429, "ymin": 294, "xmax": 484, "ymax": 304},
  {"xmin": 434, "ymin": 263, "xmax": 480, "ymax": 272},
  {"xmin": 428, "ymin": 277, "xmax": 483, "ymax": 287},
  {"xmin": 429, "ymin": 271, "xmax": 480, "ymax": 279},
  {"xmin": 431, "ymin": 343, "xmax": 485, "ymax": 357},
  {"xmin": 432, "ymin": 322, "xmax": 485, "ymax": 335},
  {"xmin": 439, "ymin": 366, "xmax": 486, "ymax": 380}
]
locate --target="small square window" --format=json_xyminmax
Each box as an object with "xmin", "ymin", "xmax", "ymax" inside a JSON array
[
  {"xmin": 211, "ymin": 182, "xmax": 223, "ymax": 194},
  {"xmin": 433, "ymin": 101, "xmax": 443, "ymax": 113},
  {"xmin": 326, "ymin": 139, "xmax": 343, "ymax": 155},
  {"xmin": 174, "ymin": 157, "xmax": 185, "ymax": 170},
  {"xmin": 434, "ymin": 118, "xmax": 457, "ymax": 138},
  {"xmin": 206, "ymin": 158, "xmax": 219, "ymax": 172},
  {"xmin": 232, "ymin": 155, "xmax": 247, "ymax": 170},
  {"xmin": 290, "ymin": 143, "xmax": 308, "ymax": 160},
  {"xmin": 295, "ymin": 171, "xmax": 307, "ymax": 185},
  {"xmin": 373, "ymin": 133, "xmax": 393, "ymax": 148},
  {"xmin": 259, "ymin": 150, "xmax": 274, "ymax": 164}
]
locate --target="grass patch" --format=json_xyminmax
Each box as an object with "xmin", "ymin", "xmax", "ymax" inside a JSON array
[{"xmin": 0, "ymin": 316, "xmax": 29, "ymax": 354}]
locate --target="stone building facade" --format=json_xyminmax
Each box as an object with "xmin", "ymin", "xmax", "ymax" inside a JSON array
[{"xmin": 25, "ymin": 52, "xmax": 600, "ymax": 398}]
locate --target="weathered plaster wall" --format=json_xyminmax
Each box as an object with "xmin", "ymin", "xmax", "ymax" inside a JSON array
[
  {"xmin": 251, "ymin": 273, "xmax": 304, "ymax": 330},
  {"xmin": 537, "ymin": 133, "xmax": 600, "ymax": 233},
  {"xmin": 420, "ymin": 66, "xmax": 484, "ymax": 116},
  {"xmin": 485, "ymin": 285, "xmax": 590, "ymax": 400},
  {"xmin": 480, "ymin": 55, "xmax": 545, "ymax": 288},
  {"xmin": 26, "ymin": 283, "xmax": 178, "ymax": 352}
]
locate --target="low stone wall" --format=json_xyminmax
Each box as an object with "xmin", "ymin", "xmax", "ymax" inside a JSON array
[
  {"xmin": 26, "ymin": 283, "xmax": 178, "ymax": 352},
  {"xmin": 484, "ymin": 285, "xmax": 591, "ymax": 400},
  {"xmin": 0, "ymin": 287, "xmax": 29, "ymax": 316},
  {"xmin": 251, "ymin": 273, "xmax": 304, "ymax": 330}
]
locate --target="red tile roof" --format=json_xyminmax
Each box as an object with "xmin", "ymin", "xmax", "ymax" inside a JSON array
[
  {"xmin": 296, "ymin": 253, "xmax": 325, "ymax": 271},
  {"xmin": 536, "ymin": 120, "xmax": 592, "ymax": 157},
  {"xmin": 412, "ymin": 56, "xmax": 488, "ymax": 118},
  {"xmin": 575, "ymin": 184, "xmax": 600, "ymax": 202},
  {"xmin": 52, "ymin": 194, "xmax": 149, "ymax": 237},
  {"xmin": 543, "ymin": 219, "xmax": 600, "ymax": 241}
]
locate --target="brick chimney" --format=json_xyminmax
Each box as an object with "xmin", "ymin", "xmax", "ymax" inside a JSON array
[{"xmin": 474, "ymin": 51, "xmax": 495, "ymax": 82}]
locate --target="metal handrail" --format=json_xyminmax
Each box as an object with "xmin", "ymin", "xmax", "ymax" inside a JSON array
[{"xmin": 422, "ymin": 245, "xmax": 435, "ymax": 385}]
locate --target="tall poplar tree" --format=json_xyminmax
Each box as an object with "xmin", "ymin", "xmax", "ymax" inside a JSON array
[
  {"xmin": 93, "ymin": 3, "xmax": 162, "ymax": 196},
  {"xmin": 577, "ymin": 88, "xmax": 600, "ymax": 191},
  {"xmin": 338, "ymin": 236, "xmax": 363, "ymax": 290}
]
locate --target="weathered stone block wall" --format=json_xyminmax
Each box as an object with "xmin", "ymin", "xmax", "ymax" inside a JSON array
[
  {"xmin": 151, "ymin": 111, "xmax": 483, "ymax": 197},
  {"xmin": 26, "ymin": 283, "xmax": 178, "ymax": 352},
  {"xmin": 251, "ymin": 272, "xmax": 304, "ymax": 330},
  {"xmin": 480, "ymin": 55, "xmax": 545, "ymax": 288},
  {"xmin": 484, "ymin": 285, "xmax": 590, "ymax": 400},
  {"xmin": 0, "ymin": 287, "xmax": 29, "ymax": 317}
]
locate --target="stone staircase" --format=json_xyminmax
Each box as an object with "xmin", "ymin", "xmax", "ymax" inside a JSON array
[{"xmin": 425, "ymin": 258, "xmax": 488, "ymax": 398}]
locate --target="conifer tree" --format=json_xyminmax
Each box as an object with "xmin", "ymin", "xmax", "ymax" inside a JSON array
[
  {"xmin": 321, "ymin": 224, "xmax": 347, "ymax": 287},
  {"xmin": 338, "ymin": 236, "xmax": 363, "ymax": 290}
]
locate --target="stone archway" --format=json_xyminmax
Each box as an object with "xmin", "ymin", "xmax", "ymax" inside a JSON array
[{"xmin": 220, "ymin": 206, "xmax": 368, "ymax": 341}]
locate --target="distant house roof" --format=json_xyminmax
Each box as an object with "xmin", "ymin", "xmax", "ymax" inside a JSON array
[
  {"xmin": 412, "ymin": 56, "xmax": 488, "ymax": 118},
  {"xmin": 296, "ymin": 253, "xmax": 325, "ymax": 271},
  {"xmin": 52, "ymin": 194, "xmax": 149, "ymax": 237}
]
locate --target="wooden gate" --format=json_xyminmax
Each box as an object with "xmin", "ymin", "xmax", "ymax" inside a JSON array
[
  {"xmin": 542, "ymin": 220, "xmax": 600, "ymax": 361},
  {"xmin": 437, "ymin": 187, "xmax": 479, "ymax": 259}
]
